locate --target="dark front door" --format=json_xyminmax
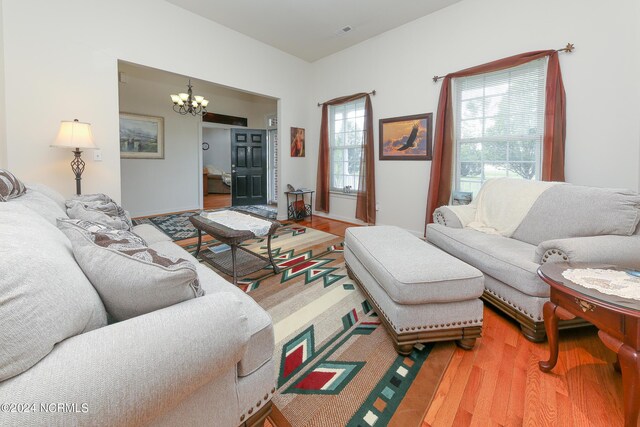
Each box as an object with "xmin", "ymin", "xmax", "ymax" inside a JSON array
[{"xmin": 231, "ymin": 129, "xmax": 267, "ymax": 206}]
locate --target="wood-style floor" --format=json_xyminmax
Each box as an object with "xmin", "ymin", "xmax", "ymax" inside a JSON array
[
  {"xmin": 294, "ymin": 217, "xmax": 624, "ymax": 427},
  {"xmin": 203, "ymin": 193, "xmax": 231, "ymax": 210}
]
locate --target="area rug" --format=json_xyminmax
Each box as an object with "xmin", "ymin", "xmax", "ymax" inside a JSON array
[
  {"xmin": 197, "ymin": 226, "xmax": 455, "ymax": 427},
  {"xmin": 133, "ymin": 205, "xmax": 279, "ymax": 241}
]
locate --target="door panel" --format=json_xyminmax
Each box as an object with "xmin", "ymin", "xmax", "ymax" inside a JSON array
[{"xmin": 231, "ymin": 129, "xmax": 267, "ymax": 206}]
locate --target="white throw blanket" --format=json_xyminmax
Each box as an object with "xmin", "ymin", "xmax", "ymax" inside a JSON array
[
  {"xmin": 451, "ymin": 178, "xmax": 561, "ymax": 237},
  {"xmin": 202, "ymin": 210, "xmax": 272, "ymax": 236}
]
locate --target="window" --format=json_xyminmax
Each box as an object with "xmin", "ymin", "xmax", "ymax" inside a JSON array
[
  {"xmin": 453, "ymin": 58, "xmax": 547, "ymax": 196},
  {"xmin": 330, "ymin": 99, "xmax": 365, "ymax": 193}
]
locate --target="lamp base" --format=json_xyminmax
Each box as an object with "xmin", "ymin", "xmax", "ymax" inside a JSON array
[{"xmin": 70, "ymin": 148, "xmax": 85, "ymax": 195}]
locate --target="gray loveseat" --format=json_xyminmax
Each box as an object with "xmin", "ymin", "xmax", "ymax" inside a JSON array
[
  {"xmin": 426, "ymin": 182, "xmax": 640, "ymax": 341},
  {"xmin": 0, "ymin": 184, "xmax": 275, "ymax": 426}
]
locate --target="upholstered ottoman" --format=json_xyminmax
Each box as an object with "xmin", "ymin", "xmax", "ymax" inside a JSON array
[{"xmin": 344, "ymin": 226, "xmax": 484, "ymax": 355}]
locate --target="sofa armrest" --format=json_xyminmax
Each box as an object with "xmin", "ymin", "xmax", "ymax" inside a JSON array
[
  {"xmin": 0, "ymin": 293, "xmax": 249, "ymax": 427},
  {"xmin": 536, "ymin": 235, "xmax": 640, "ymax": 269},
  {"xmin": 433, "ymin": 204, "xmax": 477, "ymax": 228},
  {"xmin": 433, "ymin": 206, "xmax": 463, "ymax": 228}
]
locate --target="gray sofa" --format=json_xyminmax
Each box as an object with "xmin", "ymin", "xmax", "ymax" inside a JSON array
[
  {"xmin": 0, "ymin": 184, "xmax": 275, "ymax": 426},
  {"xmin": 426, "ymin": 182, "xmax": 640, "ymax": 341}
]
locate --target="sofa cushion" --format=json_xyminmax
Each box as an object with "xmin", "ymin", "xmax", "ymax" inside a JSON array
[
  {"xmin": 0, "ymin": 169, "xmax": 27, "ymax": 201},
  {"xmin": 66, "ymin": 199, "xmax": 132, "ymax": 230},
  {"xmin": 26, "ymin": 183, "xmax": 67, "ymax": 211},
  {"xmin": 149, "ymin": 240, "xmax": 275, "ymax": 376},
  {"xmin": 59, "ymin": 221, "xmax": 204, "ymax": 321},
  {"xmin": 131, "ymin": 223, "xmax": 173, "ymax": 245},
  {"xmin": 427, "ymin": 223, "xmax": 548, "ymax": 297},
  {"xmin": 0, "ymin": 203, "xmax": 107, "ymax": 381},
  {"xmin": 8, "ymin": 189, "xmax": 68, "ymax": 225},
  {"xmin": 345, "ymin": 226, "xmax": 484, "ymax": 305},
  {"xmin": 513, "ymin": 185, "xmax": 640, "ymax": 245}
]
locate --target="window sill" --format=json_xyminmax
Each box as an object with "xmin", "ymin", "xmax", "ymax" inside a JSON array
[{"xmin": 330, "ymin": 191, "xmax": 358, "ymax": 199}]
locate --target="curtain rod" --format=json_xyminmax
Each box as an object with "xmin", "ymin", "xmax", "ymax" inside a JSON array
[
  {"xmin": 432, "ymin": 43, "xmax": 575, "ymax": 83},
  {"xmin": 317, "ymin": 90, "xmax": 376, "ymax": 107}
]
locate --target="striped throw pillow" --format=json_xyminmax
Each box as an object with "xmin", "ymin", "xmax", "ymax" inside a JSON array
[{"xmin": 0, "ymin": 169, "xmax": 27, "ymax": 202}]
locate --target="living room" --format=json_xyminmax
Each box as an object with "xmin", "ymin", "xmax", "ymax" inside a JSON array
[{"xmin": 1, "ymin": 0, "xmax": 639, "ymax": 426}]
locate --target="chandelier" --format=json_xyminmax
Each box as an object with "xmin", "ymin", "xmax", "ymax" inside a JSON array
[{"xmin": 170, "ymin": 79, "xmax": 209, "ymax": 116}]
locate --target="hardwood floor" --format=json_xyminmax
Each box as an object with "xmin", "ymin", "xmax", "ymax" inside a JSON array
[
  {"xmin": 294, "ymin": 217, "xmax": 625, "ymax": 427},
  {"xmin": 203, "ymin": 193, "xmax": 231, "ymax": 210}
]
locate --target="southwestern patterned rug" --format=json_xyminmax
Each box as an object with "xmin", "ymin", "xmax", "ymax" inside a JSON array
[
  {"xmin": 193, "ymin": 226, "xmax": 455, "ymax": 427},
  {"xmin": 132, "ymin": 205, "xmax": 278, "ymax": 241}
]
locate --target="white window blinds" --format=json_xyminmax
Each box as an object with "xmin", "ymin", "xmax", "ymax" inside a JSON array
[{"xmin": 453, "ymin": 58, "xmax": 547, "ymax": 196}]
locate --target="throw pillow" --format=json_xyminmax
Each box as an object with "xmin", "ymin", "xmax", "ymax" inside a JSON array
[
  {"xmin": 0, "ymin": 204, "xmax": 107, "ymax": 381},
  {"xmin": 58, "ymin": 218, "xmax": 147, "ymax": 245},
  {"xmin": 0, "ymin": 169, "xmax": 27, "ymax": 202},
  {"xmin": 66, "ymin": 198, "xmax": 133, "ymax": 230},
  {"xmin": 58, "ymin": 220, "xmax": 204, "ymax": 321}
]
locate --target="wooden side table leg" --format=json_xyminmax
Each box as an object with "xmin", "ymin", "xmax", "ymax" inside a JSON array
[
  {"xmin": 194, "ymin": 229, "xmax": 203, "ymax": 257},
  {"xmin": 539, "ymin": 301, "xmax": 560, "ymax": 372},
  {"xmin": 618, "ymin": 344, "xmax": 640, "ymax": 427},
  {"xmin": 267, "ymin": 234, "xmax": 279, "ymax": 274}
]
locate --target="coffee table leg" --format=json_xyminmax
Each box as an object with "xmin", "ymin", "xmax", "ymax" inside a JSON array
[
  {"xmin": 231, "ymin": 245, "xmax": 238, "ymax": 285},
  {"xmin": 539, "ymin": 301, "xmax": 560, "ymax": 372},
  {"xmin": 267, "ymin": 234, "xmax": 280, "ymax": 274},
  {"xmin": 194, "ymin": 229, "xmax": 202, "ymax": 257},
  {"xmin": 539, "ymin": 301, "xmax": 575, "ymax": 372},
  {"xmin": 618, "ymin": 344, "xmax": 640, "ymax": 427}
]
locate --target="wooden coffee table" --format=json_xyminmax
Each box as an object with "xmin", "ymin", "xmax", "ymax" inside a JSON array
[
  {"xmin": 538, "ymin": 262, "xmax": 640, "ymax": 427},
  {"xmin": 189, "ymin": 210, "xmax": 281, "ymax": 285}
]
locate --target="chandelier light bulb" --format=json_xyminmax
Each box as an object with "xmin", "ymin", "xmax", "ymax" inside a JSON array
[
  {"xmin": 170, "ymin": 94, "xmax": 180, "ymax": 103},
  {"xmin": 201, "ymin": 99, "xmax": 209, "ymax": 107},
  {"xmin": 194, "ymin": 96, "xmax": 204, "ymax": 104},
  {"xmin": 179, "ymin": 93, "xmax": 189, "ymax": 102}
]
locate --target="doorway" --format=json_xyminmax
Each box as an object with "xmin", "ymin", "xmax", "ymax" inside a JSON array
[
  {"xmin": 202, "ymin": 126, "xmax": 232, "ymax": 210},
  {"xmin": 201, "ymin": 122, "xmax": 278, "ymax": 218}
]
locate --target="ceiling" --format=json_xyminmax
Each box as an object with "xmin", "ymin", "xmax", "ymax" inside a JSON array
[
  {"xmin": 118, "ymin": 61, "xmax": 276, "ymax": 105},
  {"xmin": 165, "ymin": 0, "xmax": 462, "ymax": 62}
]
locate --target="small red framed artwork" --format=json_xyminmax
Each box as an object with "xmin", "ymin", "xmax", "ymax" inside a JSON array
[
  {"xmin": 379, "ymin": 113, "xmax": 432, "ymax": 160},
  {"xmin": 290, "ymin": 127, "xmax": 305, "ymax": 157}
]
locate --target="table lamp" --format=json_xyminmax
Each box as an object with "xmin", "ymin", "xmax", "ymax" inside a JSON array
[{"xmin": 51, "ymin": 119, "xmax": 96, "ymax": 195}]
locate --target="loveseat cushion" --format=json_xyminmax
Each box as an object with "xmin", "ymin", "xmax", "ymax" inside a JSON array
[
  {"xmin": 0, "ymin": 169, "xmax": 26, "ymax": 201},
  {"xmin": 149, "ymin": 240, "xmax": 275, "ymax": 377},
  {"xmin": 59, "ymin": 221, "xmax": 204, "ymax": 321},
  {"xmin": 346, "ymin": 226, "xmax": 484, "ymax": 304},
  {"xmin": 427, "ymin": 223, "xmax": 548, "ymax": 297},
  {"xmin": 0, "ymin": 204, "xmax": 107, "ymax": 381},
  {"xmin": 512, "ymin": 185, "xmax": 640, "ymax": 246}
]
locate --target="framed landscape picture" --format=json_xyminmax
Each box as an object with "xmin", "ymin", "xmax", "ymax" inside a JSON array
[
  {"xmin": 290, "ymin": 127, "xmax": 305, "ymax": 157},
  {"xmin": 119, "ymin": 113, "xmax": 164, "ymax": 159},
  {"xmin": 379, "ymin": 113, "xmax": 432, "ymax": 160}
]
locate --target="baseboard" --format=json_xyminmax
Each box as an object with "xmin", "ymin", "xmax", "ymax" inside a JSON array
[
  {"xmin": 312, "ymin": 212, "xmax": 366, "ymax": 226},
  {"xmin": 131, "ymin": 205, "xmax": 201, "ymax": 219}
]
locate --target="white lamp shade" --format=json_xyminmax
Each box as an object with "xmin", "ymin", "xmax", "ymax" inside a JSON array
[
  {"xmin": 51, "ymin": 120, "xmax": 96, "ymax": 149},
  {"xmin": 170, "ymin": 94, "xmax": 181, "ymax": 103}
]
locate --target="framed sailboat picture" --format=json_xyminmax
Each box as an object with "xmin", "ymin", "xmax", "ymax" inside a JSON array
[{"xmin": 379, "ymin": 113, "xmax": 432, "ymax": 160}]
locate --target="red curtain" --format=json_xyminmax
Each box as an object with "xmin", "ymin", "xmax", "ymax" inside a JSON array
[
  {"xmin": 424, "ymin": 50, "xmax": 566, "ymax": 235},
  {"xmin": 315, "ymin": 93, "xmax": 376, "ymax": 224}
]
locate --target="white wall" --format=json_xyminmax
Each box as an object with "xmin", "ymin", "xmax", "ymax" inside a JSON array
[
  {"xmin": 2, "ymin": 0, "xmax": 312, "ymax": 221},
  {"xmin": 309, "ymin": 0, "xmax": 640, "ymax": 234},
  {"xmin": 118, "ymin": 71, "xmax": 276, "ymax": 217},
  {"xmin": 203, "ymin": 128, "xmax": 231, "ymax": 173},
  {"xmin": 0, "ymin": 1, "xmax": 6, "ymax": 169}
]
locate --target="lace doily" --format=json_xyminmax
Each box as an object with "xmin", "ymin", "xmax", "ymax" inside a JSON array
[
  {"xmin": 202, "ymin": 211, "xmax": 272, "ymax": 237},
  {"xmin": 562, "ymin": 268, "xmax": 640, "ymax": 301}
]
